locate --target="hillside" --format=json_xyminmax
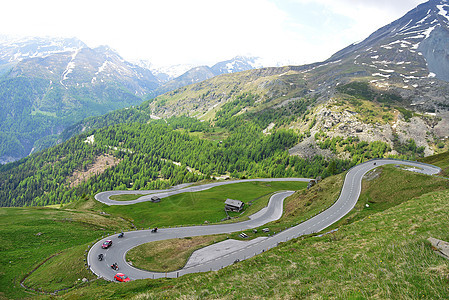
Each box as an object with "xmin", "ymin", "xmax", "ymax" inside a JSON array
[
  {"xmin": 0, "ymin": 116, "xmax": 352, "ymax": 207},
  {"xmin": 2, "ymin": 101, "xmax": 431, "ymax": 209},
  {"xmin": 0, "ymin": 37, "xmax": 160, "ymax": 164},
  {"xmin": 129, "ymin": 0, "xmax": 449, "ymax": 160},
  {"xmin": 1, "ymin": 152, "xmax": 447, "ymax": 299}
]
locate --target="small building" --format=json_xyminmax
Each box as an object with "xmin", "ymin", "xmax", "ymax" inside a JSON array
[
  {"xmin": 225, "ymin": 199, "xmax": 244, "ymax": 212},
  {"xmin": 151, "ymin": 196, "xmax": 161, "ymax": 203}
]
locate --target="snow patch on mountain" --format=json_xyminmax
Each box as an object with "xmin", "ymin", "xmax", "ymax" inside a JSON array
[
  {"xmin": 60, "ymin": 48, "xmax": 81, "ymax": 88},
  {"xmin": 372, "ymin": 73, "xmax": 391, "ymax": 78},
  {"xmin": 154, "ymin": 64, "xmax": 195, "ymax": 81},
  {"xmin": 0, "ymin": 35, "xmax": 86, "ymax": 64},
  {"xmin": 437, "ymin": 4, "xmax": 449, "ymax": 22},
  {"xmin": 96, "ymin": 60, "xmax": 110, "ymax": 75},
  {"xmin": 417, "ymin": 12, "xmax": 431, "ymax": 24},
  {"xmin": 423, "ymin": 25, "xmax": 437, "ymax": 39}
]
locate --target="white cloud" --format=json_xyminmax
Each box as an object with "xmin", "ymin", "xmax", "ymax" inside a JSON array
[{"xmin": 0, "ymin": 0, "xmax": 428, "ymax": 67}]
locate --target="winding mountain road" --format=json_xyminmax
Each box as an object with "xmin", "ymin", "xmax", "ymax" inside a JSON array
[{"xmin": 87, "ymin": 159, "xmax": 440, "ymax": 281}]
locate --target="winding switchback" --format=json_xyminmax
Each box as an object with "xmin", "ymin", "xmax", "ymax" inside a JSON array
[{"xmin": 88, "ymin": 159, "xmax": 440, "ymax": 281}]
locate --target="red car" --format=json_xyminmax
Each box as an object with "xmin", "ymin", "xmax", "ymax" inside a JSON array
[
  {"xmin": 101, "ymin": 240, "xmax": 112, "ymax": 249},
  {"xmin": 114, "ymin": 273, "xmax": 130, "ymax": 282}
]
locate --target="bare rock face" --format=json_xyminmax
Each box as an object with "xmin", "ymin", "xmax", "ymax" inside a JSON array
[
  {"xmin": 394, "ymin": 116, "xmax": 434, "ymax": 156},
  {"xmin": 313, "ymin": 104, "xmax": 393, "ymax": 144},
  {"xmin": 288, "ymin": 135, "xmax": 335, "ymax": 159},
  {"xmin": 419, "ymin": 25, "xmax": 449, "ymax": 82},
  {"xmin": 434, "ymin": 112, "xmax": 449, "ymax": 138},
  {"xmin": 288, "ymin": 100, "xmax": 437, "ymax": 158}
]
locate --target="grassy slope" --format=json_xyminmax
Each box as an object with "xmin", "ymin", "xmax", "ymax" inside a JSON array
[
  {"xmin": 331, "ymin": 165, "xmax": 449, "ymax": 229},
  {"xmin": 151, "ymin": 68, "xmax": 307, "ymax": 120},
  {"xmin": 0, "ymin": 207, "xmax": 130, "ymax": 299},
  {"xmin": 62, "ymin": 165, "xmax": 449, "ymax": 299},
  {"xmin": 420, "ymin": 151, "xmax": 449, "ymax": 177}
]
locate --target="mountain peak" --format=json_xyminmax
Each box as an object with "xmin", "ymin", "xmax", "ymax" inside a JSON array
[
  {"xmin": 324, "ymin": 0, "xmax": 449, "ymax": 82},
  {"xmin": 0, "ymin": 36, "xmax": 86, "ymax": 64}
]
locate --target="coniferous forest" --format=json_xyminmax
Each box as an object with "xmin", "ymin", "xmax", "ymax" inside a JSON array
[{"xmin": 0, "ymin": 106, "xmax": 427, "ymax": 207}]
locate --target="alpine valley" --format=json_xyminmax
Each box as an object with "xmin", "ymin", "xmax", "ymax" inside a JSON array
[
  {"xmin": 0, "ymin": 35, "xmax": 262, "ymax": 164},
  {"xmin": 2, "ymin": 1, "xmax": 449, "ymax": 299},
  {"xmin": 2, "ymin": 0, "xmax": 449, "ymax": 206}
]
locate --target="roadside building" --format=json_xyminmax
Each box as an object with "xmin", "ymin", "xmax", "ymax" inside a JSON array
[
  {"xmin": 151, "ymin": 196, "xmax": 161, "ymax": 203},
  {"xmin": 225, "ymin": 199, "xmax": 244, "ymax": 212}
]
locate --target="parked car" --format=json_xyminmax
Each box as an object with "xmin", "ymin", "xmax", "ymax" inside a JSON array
[
  {"xmin": 114, "ymin": 273, "xmax": 130, "ymax": 282},
  {"xmin": 101, "ymin": 240, "xmax": 112, "ymax": 249}
]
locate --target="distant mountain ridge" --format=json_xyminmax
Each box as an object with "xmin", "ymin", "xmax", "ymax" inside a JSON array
[
  {"xmin": 0, "ymin": 36, "xmax": 268, "ymax": 163},
  {"xmin": 136, "ymin": 55, "xmax": 263, "ymax": 83},
  {"xmin": 148, "ymin": 56, "xmax": 263, "ymax": 98},
  {"xmin": 0, "ymin": 36, "xmax": 161, "ymax": 163},
  {"xmin": 141, "ymin": 0, "xmax": 449, "ymax": 158},
  {"xmin": 0, "ymin": 35, "xmax": 86, "ymax": 64}
]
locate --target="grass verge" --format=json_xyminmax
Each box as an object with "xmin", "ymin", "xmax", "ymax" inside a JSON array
[
  {"xmin": 127, "ymin": 235, "xmax": 226, "ymax": 273},
  {"xmin": 109, "ymin": 194, "xmax": 146, "ymax": 201},
  {"xmin": 420, "ymin": 151, "xmax": 449, "ymax": 177},
  {"xmin": 329, "ymin": 164, "xmax": 449, "ymax": 229},
  {"xmin": 23, "ymin": 244, "xmax": 96, "ymax": 292}
]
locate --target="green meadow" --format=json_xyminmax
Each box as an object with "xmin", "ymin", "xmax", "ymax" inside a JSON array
[{"xmin": 102, "ymin": 181, "xmax": 308, "ymax": 228}]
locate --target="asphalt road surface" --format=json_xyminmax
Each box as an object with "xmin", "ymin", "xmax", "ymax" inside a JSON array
[{"xmin": 88, "ymin": 159, "xmax": 440, "ymax": 281}]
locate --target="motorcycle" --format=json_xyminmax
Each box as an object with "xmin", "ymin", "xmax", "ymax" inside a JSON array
[
  {"xmin": 118, "ymin": 232, "xmax": 124, "ymax": 238},
  {"xmin": 98, "ymin": 253, "xmax": 104, "ymax": 261},
  {"xmin": 111, "ymin": 263, "xmax": 119, "ymax": 270},
  {"xmin": 151, "ymin": 227, "xmax": 158, "ymax": 233}
]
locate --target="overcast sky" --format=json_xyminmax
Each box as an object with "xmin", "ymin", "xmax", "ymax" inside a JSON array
[{"xmin": 1, "ymin": 0, "xmax": 427, "ymax": 67}]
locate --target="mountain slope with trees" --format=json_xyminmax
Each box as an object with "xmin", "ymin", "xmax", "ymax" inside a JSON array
[{"xmin": 0, "ymin": 39, "xmax": 160, "ymax": 164}]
